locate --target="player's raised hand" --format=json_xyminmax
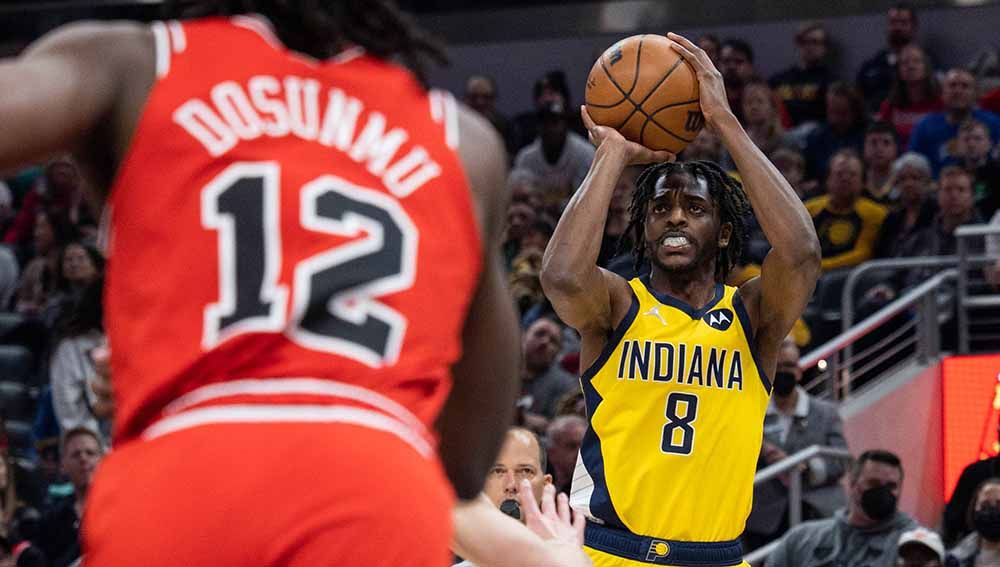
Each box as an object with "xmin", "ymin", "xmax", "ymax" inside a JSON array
[
  {"xmin": 666, "ymin": 32, "xmax": 734, "ymax": 128},
  {"xmin": 519, "ymin": 480, "xmax": 592, "ymax": 566},
  {"xmin": 89, "ymin": 345, "xmax": 115, "ymax": 419},
  {"xmin": 581, "ymin": 106, "xmax": 675, "ymax": 165}
]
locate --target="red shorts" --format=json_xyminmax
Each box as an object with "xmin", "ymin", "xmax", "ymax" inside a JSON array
[{"xmin": 83, "ymin": 420, "xmax": 454, "ymax": 566}]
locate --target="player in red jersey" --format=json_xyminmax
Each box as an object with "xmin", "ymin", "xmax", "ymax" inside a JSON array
[{"xmin": 0, "ymin": 2, "xmax": 526, "ymax": 565}]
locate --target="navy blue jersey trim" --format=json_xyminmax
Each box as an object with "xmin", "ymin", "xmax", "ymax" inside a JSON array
[
  {"xmin": 732, "ymin": 291, "xmax": 772, "ymax": 394},
  {"xmin": 581, "ymin": 292, "xmax": 640, "ymax": 382},
  {"xmin": 638, "ymin": 275, "xmax": 724, "ymax": 320}
]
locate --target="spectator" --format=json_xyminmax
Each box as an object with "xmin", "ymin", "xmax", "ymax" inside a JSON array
[
  {"xmin": 953, "ymin": 120, "xmax": 1000, "ymax": 218},
  {"xmin": 771, "ymin": 147, "xmax": 819, "ymax": 200},
  {"xmin": 0, "ymin": 454, "xmax": 23, "ymax": 540},
  {"xmin": 720, "ymin": 38, "xmax": 758, "ymax": 123},
  {"xmin": 503, "ymin": 200, "xmax": 536, "ymax": 269},
  {"xmin": 697, "ymin": 34, "xmax": 721, "ymax": 67},
  {"xmin": 3, "ymin": 159, "xmax": 92, "ymax": 249},
  {"xmin": 518, "ymin": 317, "xmax": 576, "ymax": 428},
  {"xmin": 875, "ymin": 152, "xmax": 937, "ymax": 259},
  {"xmin": 943, "ymin": 420, "xmax": 1000, "ymax": 546},
  {"xmin": 857, "ymin": 4, "xmax": 921, "ymax": 113},
  {"xmin": 38, "ymin": 427, "xmax": 104, "ymax": 567},
  {"xmin": 878, "ymin": 44, "xmax": 942, "ymax": 146},
  {"xmin": 597, "ymin": 167, "xmax": 637, "ymax": 268},
  {"xmin": 463, "ymin": 74, "xmax": 514, "ymax": 156},
  {"xmin": 738, "ymin": 80, "xmax": 793, "ymax": 159},
  {"xmin": 481, "ymin": 428, "xmax": 552, "ymax": 515},
  {"xmin": 948, "ymin": 478, "xmax": 1000, "ymax": 567},
  {"xmin": 511, "ymin": 70, "xmax": 585, "ymax": 152},
  {"xmin": 909, "ymin": 68, "xmax": 1000, "ymax": 175},
  {"xmin": 508, "ymin": 169, "xmax": 542, "ymax": 211},
  {"xmin": 805, "ymin": 150, "xmax": 889, "ymax": 271},
  {"xmin": 746, "ymin": 337, "xmax": 848, "ymax": 549},
  {"xmin": 14, "ymin": 211, "xmax": 76, "ymax": 319},
  {"xmin": 513, "ymin": 100, "xmax": 595, "ymax": 206},
  {"xmin": 865, "ymin": 121, "xmax": 902, "ymax": 203},
  {"xmin": 766, "ymin": 449, "xmax": 918, "ymax": 567},
  {"xmin": 897, "ymin": 166, "xmax": 982, "ymax": 260},
  {"xmin": 896, "ymin": 527, "xmax": 946, "ymax": 567},
  {"xmin": 50, "ymin": 279, "xmax": 107, "ymax": 441},
  {"xmin": 770, "ymin": 21, "xmax": 835, "ymax": 126},
  {"xmin": 804, "ymin": 83, "xmax": 868, "ymax": 180},
  {"xmin": 681, "ymin": 129, "xmax": 726, "ymax": 164},
  {"xmin": 545, "ymin": 415, "xmax": 586, "ymax": 495}
]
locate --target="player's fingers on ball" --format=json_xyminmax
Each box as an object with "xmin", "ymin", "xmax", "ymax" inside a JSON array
[{"xmin": 581, "ymin": 105, "xmax": 596, "ymax": 129}]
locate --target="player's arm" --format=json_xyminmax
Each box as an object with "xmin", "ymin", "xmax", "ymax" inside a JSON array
[
  {"xmin": 0, "ymin": 21, "xmax": 141, "ymax": 173},
  {"xmin": 436, "ymin": 108, "xmax": 520, "ymax": 500},
  {"xmin": 669, "ymin": 33, "xmax": 821, "ymax": 368},
  {"xmin": 540, "ymin": 109, "xmax": 673, "ymax": 333},
  {"xmin": 452, "ymin": 482, "xmax": 590, "ymax": 567}
]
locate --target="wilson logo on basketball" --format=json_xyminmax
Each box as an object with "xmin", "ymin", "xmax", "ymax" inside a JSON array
[
  {"xmin": 609, "ymin": 48, "xmax": 624, "ymax": 65},
  {"xmin": 685, "ymin": 111, "xmax": 704, "ymax": 132}
]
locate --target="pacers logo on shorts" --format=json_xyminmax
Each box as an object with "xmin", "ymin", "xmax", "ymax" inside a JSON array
[{"xmin": 645, "ymin": 540, "xmax": 670, "ymax": 562}]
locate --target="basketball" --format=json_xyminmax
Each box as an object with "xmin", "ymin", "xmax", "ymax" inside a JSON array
[{"xmin": 585, "ymin": 34, "xmax": 703, "ymax": 154}]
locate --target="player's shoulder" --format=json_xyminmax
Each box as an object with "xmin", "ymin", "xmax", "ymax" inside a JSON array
[
  {"xmin": 28, "ymin": 19, "xmax": 150, "ymax": 58},
  {"xmin": 455, "ymin": 102, "xmax": 508, "ymax": 242}
]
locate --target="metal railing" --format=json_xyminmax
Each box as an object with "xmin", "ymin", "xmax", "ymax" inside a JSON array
[
  {"xmin": 743, "ymin": 445, "xmax": 854, "ymax": 566},
  {"xmin": 957, "ymin": 224, "xmax": 1000, "ymax": 354},
  {"xmin": 800, "ymin": 269, "xmax": 953, "ymax": 399}
]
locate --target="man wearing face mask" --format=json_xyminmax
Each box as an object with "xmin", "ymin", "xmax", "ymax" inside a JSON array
[
  {"xmin": 745, "ymin": 337, "xmax": 848, "ymax": 549},
  {"xmin": 767, "ymin": 450, "xmax": 917, "ymax": 567}
]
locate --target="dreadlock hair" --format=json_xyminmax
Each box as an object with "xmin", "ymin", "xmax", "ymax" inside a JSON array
[
  {"xmin": 170, "ymin": 1, "xmax": 448, "ymax": 86},
  {"xmin": 624, "ymin": 160, "xmax": 750, "ymax": 283}
]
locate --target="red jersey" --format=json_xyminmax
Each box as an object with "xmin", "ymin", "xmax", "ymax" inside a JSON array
[{"xmin": 104, "ymin": 17, "xmax": 481, "ymax": 445}]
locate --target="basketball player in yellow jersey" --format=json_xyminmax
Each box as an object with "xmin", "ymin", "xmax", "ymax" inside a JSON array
[{"xmin": 541, "ymin": 33, "xmax": 821, "ymax": 567}]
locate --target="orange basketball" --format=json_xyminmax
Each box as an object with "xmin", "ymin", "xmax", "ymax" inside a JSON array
[{"xmin": 585, "ymin": 34, "xmax": 703, "ymax": 154}]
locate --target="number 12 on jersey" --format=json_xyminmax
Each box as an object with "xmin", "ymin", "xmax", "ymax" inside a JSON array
[
  {"xmin": 201, "ymin": 162, "xmax": 418, "ymax": 368},
  {"xmin": 661, "ymin": 392, "xmax": 699, "ymax": 455}
]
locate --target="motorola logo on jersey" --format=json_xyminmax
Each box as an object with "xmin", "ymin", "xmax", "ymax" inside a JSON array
[{"xmin": 703, "ymin": 308, "xmax": 734, "ymax": 331}]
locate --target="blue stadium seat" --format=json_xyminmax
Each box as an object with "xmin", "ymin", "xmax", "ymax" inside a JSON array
[
  {"xmin": 4, "ymin": 420, "xmax": 32, "ymax": 457},
  {"xmin": 0, "ymin": 381, "xmax": 33, "ymax": 421},
  {"xmin": 0, "ymin": 312, "xmax": 24, "ymax": 341},
  {"xmin": 0, "ymin": 346, "xmax": 34, "ymax": 383}
]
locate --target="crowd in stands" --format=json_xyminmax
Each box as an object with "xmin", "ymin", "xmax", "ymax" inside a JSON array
[{"xmin": 0, "ymin": 2, "xmax": 998, "ymax": 566}]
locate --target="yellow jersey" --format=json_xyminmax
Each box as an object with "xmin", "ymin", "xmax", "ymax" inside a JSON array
[{"xmin": 571, "ymin": 276, "xmax": 771, "ymax": 543}]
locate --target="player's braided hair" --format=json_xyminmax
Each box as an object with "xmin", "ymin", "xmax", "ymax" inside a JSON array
[
  {"xmin": 173, "ymin": 1, "xmax": 448, "ymax": 86},
  {"xmin": 625, "ymin": 160, "xmax": 750, "ymax": 283}
]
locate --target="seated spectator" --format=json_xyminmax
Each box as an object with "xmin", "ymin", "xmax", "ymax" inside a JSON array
[
  {"xmin": 746, "ymin": 337, "xmax": 848, "ymax": 549},
  {"xmin": 481, "ymin": 428, "xmax": 552, "ymax": 516},
  {"xmin": 3, "ymin": 159, "xmax": 88, "ymax": 249},
  {"xmin": 766, "ymin": 449, "xmax": 917, "ymax": 567},
  {"xmin": 720, "ymin": 38, "xmax": 758, "ymax": 124},
  {"xmin": 805, "ymin": 150, "xmax": 889, "ymax": 271},
  {"xmin": 463, "ymin": 74, "xmax": 514, "ymax": 155},
  {"xmin": 804, "ymin": 83, "xmax": 868, "ymax": 180},
  {"xmin": 878, "ymin": 44, "xmax": 942, "ymax": 146},
  {"xmin": 510, "ymin": 70, "xmax": 585, "ymax": 153},
  {"xmin": 729, "ymin": 80, "xmax": 793, "ymax": 165},
  {"xmin": 14, "ymin": 211, "xmax": 77, "ymax": 319},
  {"xmin": 874, "ymin": 153, "xmax": 937, "ymax": 259},
  {"xmin": 545, "ymin": 415, "xmax": 586, "ymax": 495},
  {"xmin": 948, "ymin": 478, "xmax": 1000, "ymax": 567},
  {"xmin": 771, "ymin": 147, "xmax": 819, "ymax": 200},
  {"xmin": 518, "ymin": 318, "xmax": 576, "ymax": 429},
  {"xmin": 770, "ymin": 21, "xmax": 835, "ymax": 127},
  {"xmin": 508, "ymin": 169, "xmax": 542, "ymax": 211},
  {"xmin": 681, "ymin": 129, "xmax": 726, "ymax": 164},
  {"xmin": 38, "ymin": 427, "xmax": 104, "ymax": 567},
  {"xmin": 909, "ymin": 68, "xmax": 1000, "ymax": 175},
  {"xmin": 897, "ymin": 166, "xmax": 982, "ymax": 259},
  {"xmin": 943, "ymin": 418, "xmax": 1000, "ymax": 546},
  {"xmin": 697, "ymin": 34, "xmax": 721, "ymax": 67},
  {"xmin": 953, "ymin": 120, "xmax": 1000, "ymax": 218},
  {"xmin": 503, "ymin": 200, "xmax": 536, "ymax": 269},
  {"xmin": 597, "ymin": 168, "xmax": 637, "ymax": 268},
  {"xmin": 513, "ymin": 100, "xmax": 594, "ymax": 206},
  {"xmin": 896, "ymin": 527, "xmax": 946, "ymax": 567},
  {"xmin": 856, "ymin": 4, "xmax": 921, "ymax": 113},
  {"xmin": 864, "ymin": 121, "xmax": 902, "ymax": 203},
  {"xmin": 50, "ymin": 279, "xmax": 107, "ymax": 442}
]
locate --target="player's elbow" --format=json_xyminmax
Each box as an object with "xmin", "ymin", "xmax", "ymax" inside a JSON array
[
  {"xmin": 540, "ymin": 262, "xmax": 584, "ymax": 298},
  {"xmin": 790, "ymin": 235, "xmax": 822, "ymax": 279}
]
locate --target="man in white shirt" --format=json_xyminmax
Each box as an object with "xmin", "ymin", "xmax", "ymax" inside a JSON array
[{"xmin": 513, "ymin": 101, "xmax": 595, "ymax": 206}]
